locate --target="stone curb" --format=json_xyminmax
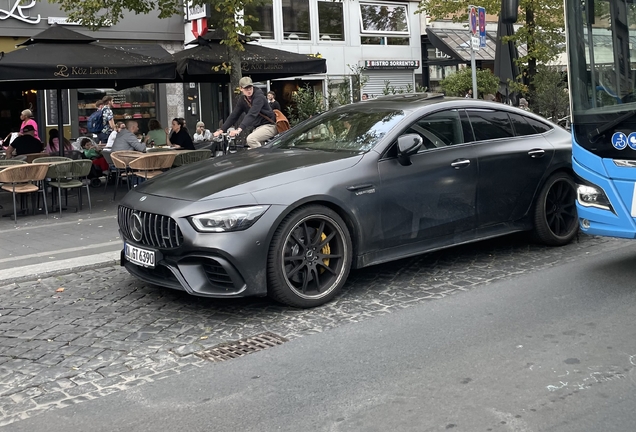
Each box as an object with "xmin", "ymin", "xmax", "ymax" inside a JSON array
[{"xmin": 0, "ymin": 251, "xmax": 121, "ymax": 286}]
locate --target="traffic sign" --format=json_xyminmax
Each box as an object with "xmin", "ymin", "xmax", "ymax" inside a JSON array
[
  {"xmin": 478, "ymin": 7, "xmax": 486, "ymax": 47},
  {"xmin": 469, "ymin": 7, "xmax": 477, "ymax": 35},
  {"xmin": 471, "ymin": 37, "xmax": 480, "ymax": 51}
]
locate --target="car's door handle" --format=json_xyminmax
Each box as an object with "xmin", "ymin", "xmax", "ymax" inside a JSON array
[
  {"xmin": 528, "ymin": 149, "xmax": 545, "ymax": 158},
  {"xmin": 347, "ymin": 184, "xmax": 374, "ymax": 192},
  {"xmin": 450, "ymin": 159, "xmax": 471, "ymax": 169}
]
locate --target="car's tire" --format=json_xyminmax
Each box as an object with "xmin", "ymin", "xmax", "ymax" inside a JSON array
[
  {"xmin": 533, "ymin": 172, "xmax": 578, "ymax": 246},
  {"xmin": 267, "ymin": 205, "xmax": 352, "ymax": 308}
]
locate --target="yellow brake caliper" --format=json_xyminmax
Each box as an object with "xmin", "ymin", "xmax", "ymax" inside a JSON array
[{"xmin": 320, "ymin": 232, "xmax": 330, "ymax": 272}]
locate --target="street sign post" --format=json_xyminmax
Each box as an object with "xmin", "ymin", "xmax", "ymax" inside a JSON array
[
  {"xmin": 478, "ymin": 7, "xmax": 487, "ymax": 48},
  {"xmin": 468, "ymin": 5, "xmax": 479, "ymax": 99}
]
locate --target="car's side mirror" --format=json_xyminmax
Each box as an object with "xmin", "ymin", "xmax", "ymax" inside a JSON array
[{"xmin": 397, "ymin": 134, "xmax": 423, "ymax": 166}]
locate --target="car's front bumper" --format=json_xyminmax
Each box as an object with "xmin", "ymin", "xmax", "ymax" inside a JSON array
[{"xmin": 118, "ymin": 192, "xmax": 287, "ymax": 298}]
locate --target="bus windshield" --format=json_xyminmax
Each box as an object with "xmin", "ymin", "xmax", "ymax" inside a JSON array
[{"xmin": 567, "ymin": 0, "xmax": 636, "ymax": 156}]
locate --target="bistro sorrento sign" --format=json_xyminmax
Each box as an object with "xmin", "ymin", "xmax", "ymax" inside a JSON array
[
  {"xmin": 363, "ymin": 60, "xmax": 420, "ymax": 70},
  {"xmin": 0, "ymin": 0, "xmax": 41, "ymax": 24},
  {"xmin": 55, "ymin": 65, "xmax": 118, "ymax": 77}
]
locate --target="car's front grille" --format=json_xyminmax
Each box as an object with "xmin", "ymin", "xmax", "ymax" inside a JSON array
[
  {"xmin": 118, "ymin": 206, "xmax": 183, "ymax": 249},
  {"xmin": 202, "ymin": 259, "xmax": 234, "ymax": 289}
]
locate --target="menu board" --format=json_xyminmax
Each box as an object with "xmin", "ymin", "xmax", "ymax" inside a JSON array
[{"xmin": 45, "ymin": 89, "xmax": 71, "ymax": 127}]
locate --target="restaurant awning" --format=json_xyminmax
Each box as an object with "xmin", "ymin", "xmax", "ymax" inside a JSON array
[{"xmin": 426, "ymin": 27, "xmax": 527, "ymax": 63}]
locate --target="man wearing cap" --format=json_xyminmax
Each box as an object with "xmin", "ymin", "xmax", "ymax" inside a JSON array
[
  {"xmin": 5, "ymin": 125, "xmax": 43, "ymax": 158},
  {"xmin": 213, "ymin": 77, "xmax": 277, "ymax": 149}
]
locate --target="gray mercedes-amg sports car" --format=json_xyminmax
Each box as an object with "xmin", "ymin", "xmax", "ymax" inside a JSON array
[{"xmin": 118, "ymin": 94, "xmax": 577, "ymax": 307}]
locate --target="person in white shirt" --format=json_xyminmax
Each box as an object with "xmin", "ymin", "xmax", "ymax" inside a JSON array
[
  {"xmin": 105, "ymin": 122, "xmax": 125, "ymax": 149},
  {"xmin": 193, "ymin": 121, "xmax": 213, "ymax": 143}
]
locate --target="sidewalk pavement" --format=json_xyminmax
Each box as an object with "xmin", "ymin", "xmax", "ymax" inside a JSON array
[{"xmin": 0, "ymin": 184, "xmax": 124, "ymax": 284}]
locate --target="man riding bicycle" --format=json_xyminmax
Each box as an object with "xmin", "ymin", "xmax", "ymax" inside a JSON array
[{"xmin": 213, "ymin": 77, "xmax": 278, "ymax": 149}]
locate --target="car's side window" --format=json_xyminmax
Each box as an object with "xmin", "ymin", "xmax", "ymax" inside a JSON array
[
  {"xmin": 404, "ymin": 110, "xmax": 465, "ymax": 151},
  {"xmin": 525, "ymin": 117, "xmax": 553, "ymax": 134},
  {"xmin": 466, "ymin": 110, "xmax": 514, "ymax": 141},
  {"xmin": 508, "ymin": 112, "xmax": 538, "ymax": 136}
]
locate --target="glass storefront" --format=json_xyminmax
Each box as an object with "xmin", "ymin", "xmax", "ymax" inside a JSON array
[{"xmin": 76, "ymin": 84, "xmax": 157, "ymax": 136}]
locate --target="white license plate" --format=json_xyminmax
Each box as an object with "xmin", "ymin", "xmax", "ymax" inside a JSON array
[{"xmin": 125, "ymin": 243, "xmax": 155, "ymax": 268}]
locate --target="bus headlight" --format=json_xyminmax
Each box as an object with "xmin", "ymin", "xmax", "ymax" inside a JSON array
[{"xmin": 577, "ymin": 184, "xmax": 611, "ymax": 211}]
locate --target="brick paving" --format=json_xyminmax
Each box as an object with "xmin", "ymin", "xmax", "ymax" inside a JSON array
[{"xmin": 0, "ymin": 232, "xmax": 630, "ymax": 426}]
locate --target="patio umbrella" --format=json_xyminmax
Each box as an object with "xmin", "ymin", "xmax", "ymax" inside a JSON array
[
  {"xmin": 174, "ymin": 31, "xmax": 327, "ymax": 82},
  {"xmin": 0, "ymin": 25, "xmax": 177, "ymax": 156},
  {"xmin": 493, "ymin": 15, "xmax": 520, "ymax": 104}
]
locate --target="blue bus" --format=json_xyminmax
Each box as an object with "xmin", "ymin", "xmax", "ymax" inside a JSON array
[{"xmin": 506, "ymin": 0, "xmax": 636, "ymax": 238}]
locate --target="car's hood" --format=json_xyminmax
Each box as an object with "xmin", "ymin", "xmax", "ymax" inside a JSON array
[{"xmin": 136, "ymin": 147, "xmax": 363, "ymax": 201}]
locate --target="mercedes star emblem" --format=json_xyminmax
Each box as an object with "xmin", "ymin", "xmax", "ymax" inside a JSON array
[{"xmin": 131, "ymin": 213, "xmax": 143, "ymax": 242}]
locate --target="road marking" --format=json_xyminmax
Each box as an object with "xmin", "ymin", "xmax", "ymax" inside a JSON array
[{"xmin": 0, "ymin": 241, "xmax": 121, "ymax": 264}]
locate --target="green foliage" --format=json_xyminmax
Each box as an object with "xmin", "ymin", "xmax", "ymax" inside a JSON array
[
  {"xmin": 418, "ymin": 0, "xmax": 565, "ymax": 82},
  {"xmin": 529, "ymin": 65, "xmax": 569, "ymax": 122},
  {"xmin": 440, "ymin": 68, "xmax": 499, "ymax": 97},
  {"xmin": 287, "ymin": 85, "xmax": 325, "ymax": 125},
  {"xmin": 326, "ymin": 64, "xmax": 369, "ymax": 107}
]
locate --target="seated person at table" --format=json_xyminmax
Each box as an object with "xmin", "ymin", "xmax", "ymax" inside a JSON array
[
  {"xmin": 80, "ymin": 138, "xmax": 110, "ymax": 174},
  {"xmin": 5, "ymin": 125, "xmax": 43, "ymax": 158},
  {"xmin": 104, "ymin": 122, "xmax": 126, "ymax": 150},
  {"xmin": 145, "ymin": 119, "xmax": 167, "ymax": 147},
  {"xmin": 165, "ymin": 118, "xmax": 195, "ymax": 150},
  {"xmin": 110, "ymin": 120, "xmax": 146, "ymax": 152},
  {"xmin": 193, "ymin": 121, "xmax": 213, "ymax": 143},
  {"xmin": 45, "ymin": 128, "xmax": 73, "ymax": 155}
]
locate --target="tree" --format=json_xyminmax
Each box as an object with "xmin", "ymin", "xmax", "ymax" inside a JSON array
[
  {"xmin": 46, "ymin": 0, "xmax": 269, "ymax": 92},
  {"xmin": 418, "ymin": 0, "xmax": 565, "ymax": 89},
  {"xmin": 440, "ymin": 68, "xmax": 499, "ymax": 97},
  {"xmin": 287, "ymin": 85, "xmax": 325, "ymax": 125},
  {"xmin": 530, "ymin": 65, "xmax": 569, "ymax": 122}
]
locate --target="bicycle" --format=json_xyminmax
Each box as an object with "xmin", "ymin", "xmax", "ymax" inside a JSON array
[{"xmin": 212, "ymin": 132, "xmax": 239, "ymax": 156}]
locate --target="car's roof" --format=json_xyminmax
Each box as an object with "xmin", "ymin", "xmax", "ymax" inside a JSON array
[{"xmin": 357, "ymin": 93, "xmax": 551, "ymax": 121}]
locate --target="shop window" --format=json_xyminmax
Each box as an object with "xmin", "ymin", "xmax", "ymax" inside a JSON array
[
  {"xmin": 77, "ymin": 85, "xmax": 157, "ymax": 136},
  {"xmin": 282, "ymin": 0, "xmax": 310, "ymax": 40},
  {"xmin": 360, "ymin": 3, "xmax": 409, "ymax": 35},
  {"xmin": 318, "ymin": 0, "xmax": 344, "ymax": 42},
  {"xmin": 361, "ymin": 36, "xmax": 410, "ymax": 45},
  {"xmin": 244, "ymin": 3, "xmax": 274, "ymax": 40}
]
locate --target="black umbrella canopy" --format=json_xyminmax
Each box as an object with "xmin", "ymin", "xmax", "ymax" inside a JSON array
[
  {"xmin": 174, "ymin": 31, "xmax": 327, "ymax": 82},
  {"xmin": 494, "ymin": 16, "xmax": 520, "ymax": 103},
  {"xmin": 0, "ymin": 25, "xmax": 177, "ymax": 90}
]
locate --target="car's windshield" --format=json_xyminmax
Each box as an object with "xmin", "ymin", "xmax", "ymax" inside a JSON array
[{"xmin": 270, "ymin": 107, "xmax": 407, "ymax": 153}]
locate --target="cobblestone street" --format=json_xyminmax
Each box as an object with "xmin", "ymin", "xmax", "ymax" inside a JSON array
[{"xmin": 0, "ymin": 233, "xmax": 630, "ymax": 427}]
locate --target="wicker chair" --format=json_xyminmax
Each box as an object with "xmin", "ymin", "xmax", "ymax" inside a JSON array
[
  {"xmin": 32, "ymin": 156, "xmax": 72, "ymax": 164},
  {"xmin": 129, "ymin": 153, "xmax": 177, "ymax": 180},
  {"xmin": 23, "ymin": 153, "xmax": 50, "ymax": 163},
  {"xmin": 48, "ymin": 160, "xmax": 93, "ymax": 217},
  {"xmin": 172, "ymin": 149, "xmax": 212, "ymax": 167},
  {"xmin": 0, "ymin": 163, "xmax": 49, "ymax": 224},
  {"xmin": 109, "ymin": 152, "xmax": 140, "ymax": 200},
  {"xmin": 0, "ymin": 160, "xmax": 27, "ymax": 171}
]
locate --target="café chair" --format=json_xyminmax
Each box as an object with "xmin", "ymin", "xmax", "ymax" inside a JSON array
[
  {"xmin": 0, "ymin": 160, "xmax": 27, "ymax": 171},
  {"xmin": 23, "ymin": 153, "xmax": 50, "ymax": 163},
  {"xmin": 110, "ymin": 152, "xmax": 138, "ymax": 200},
  {"xmin": 172, "ymin": 149, "xmax": 211, "ymax": 167},
  {"xmin": 12, "ymin": 155, "xmax": 27, "ymax": 162},
  {"xmin": 48, "ymin": 160, "xmax": 93, "ymax": 217},
  {"xmin": 0, "ymin": 163, "xmax": 49, "ymax": 224},
  {"xmin": 128, "ymin": 152, "xmax": 177, "ymax": 181},
  {"xmin": 32, "ymin": 156, "xmax": 72, "ymax": 164}
]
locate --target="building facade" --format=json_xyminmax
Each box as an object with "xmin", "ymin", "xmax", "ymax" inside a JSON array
[
  {"xmin": 181, "ymin": 0, "xmax": 422, "ymax": 131},
  {"xmin": 0, "ymin": 0, "xmax": 183, "ymax": 142}
]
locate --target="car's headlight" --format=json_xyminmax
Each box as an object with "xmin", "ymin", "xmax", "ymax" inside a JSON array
[
  {"xmin": 577, "ymin": 184, "xmax": 611, "ymax": 211},
  {"xmin": 190, "ymin": 206, "xmax": 270, "ymax": 232}
]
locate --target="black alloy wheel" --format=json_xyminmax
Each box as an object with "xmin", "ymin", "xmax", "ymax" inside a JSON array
[
  {"xmin": 268, "ymin": 205, "xmax": 352, "ymax": 308},
  {"xmin": 533, "ymin": 172, "xmax": 579, "ymax": 246}
]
